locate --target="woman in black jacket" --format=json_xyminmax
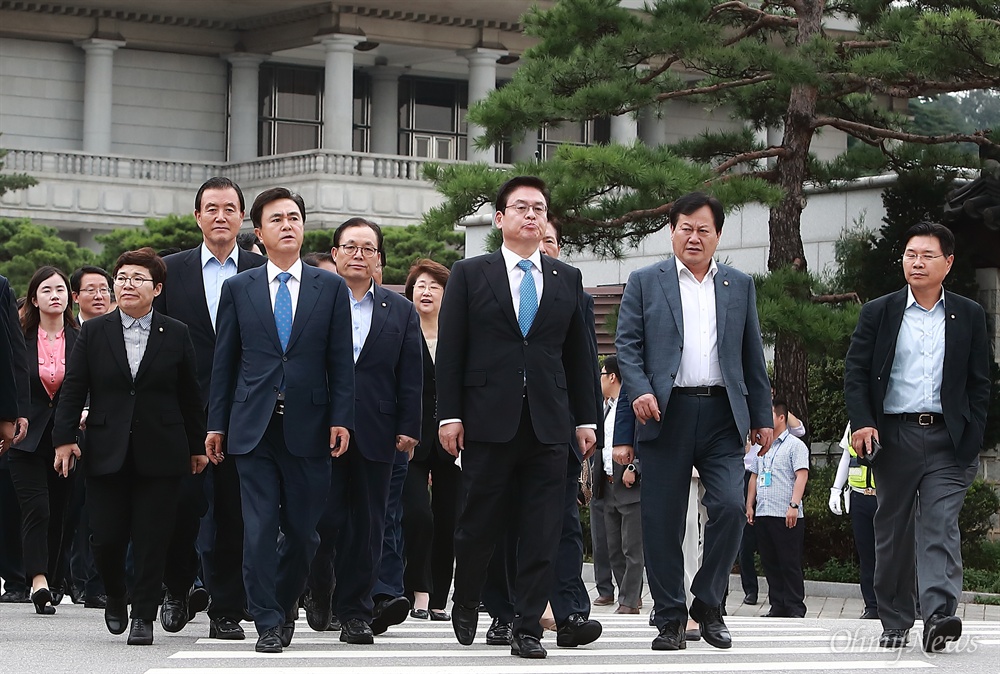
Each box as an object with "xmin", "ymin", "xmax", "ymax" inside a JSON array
[{"xmin": 8, "ymin": 266, "xmax": 79, "ymax": 615}]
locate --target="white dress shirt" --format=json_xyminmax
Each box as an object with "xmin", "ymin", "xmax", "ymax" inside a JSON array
[
  {"xmin": 265, "ymin": 259, "xmax": 303, "ymax": 321},
  {"xmin": 603, "ymin": 397, "xmax": 617, "ymax": 476},
  {"xmin": 674, "ymin": 258, "xmax": 724, "ymax": 387},
  {"xmin": 500, "ymin": 244, "xmax": 544, "ymax": 319},
  {"xmin": 201, "ymin": 242, "xmax": 239, "ymax": 330}
]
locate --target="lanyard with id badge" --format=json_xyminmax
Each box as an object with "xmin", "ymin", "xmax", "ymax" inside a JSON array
[{"xmin": 758, "ymin": 447, "xmax": 777, "ymax": 488}]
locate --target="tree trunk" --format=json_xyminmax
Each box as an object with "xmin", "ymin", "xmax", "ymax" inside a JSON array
[{"xmin": 766, "ymin": 0, "xmax": 825, "ymax": 438}]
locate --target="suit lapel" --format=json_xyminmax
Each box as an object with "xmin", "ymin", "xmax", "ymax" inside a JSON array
[
  {"xmin": 943, "ymin": 290, "xmax": 959, "ymax": 380},
  {"xmin": 104, "ymin": 310, "xmax": 134, "ymax": 381},
  {"xmin": 714, "ymin": 264, "xmax": 730, "ymax": 346},
  {"xmin": 134, "ymin": 311, "xmax": 167, "ymax": 381},
  {"xmin": 358, "ymin": 284, "xmax": 391, "ymax": 363},
  {"xmin": 483, "ymin": 251, "xmax": 521, "ymax": 336},
  {"xmin": 180, "ymin": 248, "xmax": 214, "ymax": 336},
  {"xmin": 245, "ymin": 267, "xmax": 283, "ymax": 353},
  {"xmin": 656, "ymin": 257, "xmax": 684, "ymax": 339},
  {"xmin": 878, "ymin": 288, "xmax": 908, "ymax": 378},
  {"xmin": 285, "ymin": 265, "xmax": 320, "ymax": 353}
]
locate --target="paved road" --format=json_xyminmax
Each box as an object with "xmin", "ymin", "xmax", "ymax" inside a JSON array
[{"xmin": 2, "ymin": 599, "xmax": 998, "ymax": 674}]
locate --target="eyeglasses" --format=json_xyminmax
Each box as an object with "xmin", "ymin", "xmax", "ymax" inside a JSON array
[
  {"xmin": 902, "ymin": 252, "xmax": 945, "ymax": 263},
  {"xmin": 79, "ymin": 287, "xmax": 111, "ymax": 297},
  {"xmin": 114, "ymin": 275, "xmax": 153, "ymax": 288},
  {"xmin": 337, "ymin": 244, "xmax": 379, "ymax": 258},
  {"xmin": 504, "ymin": 202, "xmax": 548, "ymax": 216},
  {"xmin": 600, "ymin": 372, "xmax": 611, "ymax": 378}
]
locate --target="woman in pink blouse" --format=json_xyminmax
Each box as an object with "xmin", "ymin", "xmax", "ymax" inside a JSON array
[{"xmin": 8, "ymin": 266, "xmax": 79, "ymax": 615}]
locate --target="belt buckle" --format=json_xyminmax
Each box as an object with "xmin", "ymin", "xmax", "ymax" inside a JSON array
[
  {"xmin": 275, "ymin": 400, "xmax": 285, "ymax": 416},
  {"xmin": 864, "ymin": 488, "xmax": 875, "ymax": 496},
  {"xmin": 918, "ymin": 413, "xmax": 933, "ymax": 426},
  {"xmin": 694, "ymin": 387, "xmax": 711, "ymax": 397}
]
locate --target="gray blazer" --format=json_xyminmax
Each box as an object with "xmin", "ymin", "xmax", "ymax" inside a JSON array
[{"xmin": 614, "ymin": 256, "xmax": 771, "ymax": 444}]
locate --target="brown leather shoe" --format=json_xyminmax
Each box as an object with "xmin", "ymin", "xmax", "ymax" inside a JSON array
[
  {"xmin": 614, "ymin": 605, "xmax": 640, "ymax": 614},
  {"xmin": 592, "ymin": 595, "xmax": 615, "ymax": 607}
]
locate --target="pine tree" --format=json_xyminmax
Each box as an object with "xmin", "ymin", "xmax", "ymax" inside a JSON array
[{"xmin": 422, "ymin": 0, "xmax": 1000, "ymax": 430}]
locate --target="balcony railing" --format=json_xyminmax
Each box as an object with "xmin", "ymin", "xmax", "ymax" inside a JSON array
[{"xmin": 3, "ymin": 148, "xmax": 462, "ymax": 185}]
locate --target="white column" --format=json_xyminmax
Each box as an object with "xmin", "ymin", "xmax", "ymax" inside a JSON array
[
  {"xmin": 319, "ymin": 34, "xmax": 363, "ymax": 152},
  {"xmin": 369, "ymin": 66, "xmax": 402, "ymax": 155},
  {"xmin": 463, "ymin": 48, "xmax": 507, "ymax": 163},
  {"xmin": 76, "ymin": 38, "xmax": 125, "ymax": 154},
  {"xmin": 226, "ymin": 53, "xmax": 266, "ymax": 162},
  {"xmin": 610, "ymin": 113, "xmax": 638, "ymax": 145}
]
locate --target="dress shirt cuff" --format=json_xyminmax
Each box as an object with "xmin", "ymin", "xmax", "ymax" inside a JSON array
[
  {"xmin": 576, "ymin": 424, "xmax": 597, "ymax": 430},
  {"xmin": 439, "ymin": 418, "xmax": 462, "ymax": 427},
  {"xmin": 208, "ymin": 431, "xmax": 226, "ymax": 436}
]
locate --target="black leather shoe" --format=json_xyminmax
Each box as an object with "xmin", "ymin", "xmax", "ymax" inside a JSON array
[
  {"xmin": 923, "ymin": 614, "xmax": 962, "ymax": 652},
  {"xmin": 410, "ymin": 608, "xmax": 430, "ymax": 620},
  {"xmin": 511, "ymin": 633, "xmax": 547, "ymax": 658},
  {"xmin": 648, "ymin": 609, "xmax": 655, "ymax": 626},
  {"xmin": 340, "ymin": 617, "xmax": 374, "ymax": 644},
  {"xmin": 486, "ymin": 617, "xmax": 513, "ymax": 646},
  {"xmin": 126, "ymin": 618, "xmax": 154, "ymax": 645},
  {"xmin": 30, "ymin": 588, "xmax": 56, "ymax": 615},
  {"xmin": 763, "ymin": 609, "xmax": 789, "ymax": 618},
  {"xmin": 187, "ymin": 585, "xmax": 210, "ymax": 620},
  {"xmin": 652, "ymin": 620, "xmax": 686, "ymax": 651},
  {"xmin": 743, "ymin": 593, "xmax": 758, "ymax": 605},
  {"xmin": 255, "ymin": 626, "xmax": 283, "ymax": 653},
  {"xmin": 279, "ymin": 618, "xmax": 295, "ymax": 647},
  {"xmin": 371, "ymin": 596, "xmax": 409, "ymax": 635},
  {"xmin": 556, "ymin": 613, "xmax": 602, "ymax": 647},
  {"xmin": 209, "ymin": 616, "xmax": 246, "ymax": 640},
  {"xmin": 105, "ymin": 596, "xmax": 129, "ymax": 635},
  {"xmin": 430, "ymin": 609, "xmax": 450, "ymax": 621},
  {"xmin": 0, "ymin": 589, "xmax": 30, "ymax": 603},
  {"xmin": 689, "ymin": 597, "xmax": 732, "ymax": 649},
  {"xmin": 685, "ymin": 624, "xmax": 702, "ymax": 641},
  {"xmin": 879, "ymin": 629, "xmax": 910, "ymax": 648},
  {"xmin": 326, "ymin": 615, "xmax": 342, "ymax": 631},
  {"xmin": 68, "ymin": 585, "xmax": 85, "ymax": 605},
  {"xmin": 160, "ymin": 590, "xmax": 189, "ymax": 632},
  {"xmin": 304, "ymin": 590, "xmax": 332, "ymax": 631},
  {"xmin": 860, "ymin": 608, "xmax": 879, "ymax": 620},
  {"xmin": 84, "ymin": 594, "xmax": 108, "ymax": 609},
  {"xmin": 452, "ymin": 603, "xmax": 479, "ymax": 646}
]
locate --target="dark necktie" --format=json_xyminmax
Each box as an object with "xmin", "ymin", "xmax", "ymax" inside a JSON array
[{"xmin": 275, "ymin": 272, "xmax": 292, "ymax": 352}]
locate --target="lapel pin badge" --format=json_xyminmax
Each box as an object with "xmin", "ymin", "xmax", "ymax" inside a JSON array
[
  {"xmin": 552, "ymin": 270, "xmax": 558, "ymax": 275},
  {"xmin": 723, "ymin": 280, "xmax": 729, "ymax": 286},
  {"xmin": 950, "ymin": 314, "xmax": 956, "ymax": 319},
  {"xmin": 159, "ymin": 327, "xmax": 164, "ymax": 332},
  {"xmin": 382, "ymin": 302, "xmax": 387, "ymax": 307}
]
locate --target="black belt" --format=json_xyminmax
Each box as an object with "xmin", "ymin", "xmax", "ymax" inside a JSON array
[
  {"xmin": 894, "ymin": 412, "xmax": 941, "ymax": 426},
  {"xmin": 674, "ymin": 386, "xmax": 726, "ymax": 397},
  {"xmin": 605, "ymin": 475, "xmax": 614, "ymax": 484},
  {"xmin": 274, "ymin": 400, "xmax": 286, "ymax": 416}
]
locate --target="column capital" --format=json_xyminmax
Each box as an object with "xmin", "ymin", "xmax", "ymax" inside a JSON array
[
  {"xmin": 225, "ymin": 52, "xmax": 266, "ymax": 68},
  {"xmin": 74, "ymin": 37, "xmax": 126, "ymax": 54},
  {"xmin": 460, "ymin": 47, "xmax": 508, "ymax": 65},
  {"xmin": 316, "ymin": 33, "xmax": 365, "ymax": 53}
]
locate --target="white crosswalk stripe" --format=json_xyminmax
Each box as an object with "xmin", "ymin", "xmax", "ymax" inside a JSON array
[{"xmin": 145, "ymin": 615, "xmax": 1000, "ymax": 674}]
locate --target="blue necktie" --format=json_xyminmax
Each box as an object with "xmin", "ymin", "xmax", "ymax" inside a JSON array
[
  {"xmin": 517, "ymin": 259, "xmax": 537, "ymax": 337},
  {"xmin": 275, "ymin": 272, "xmax": 292, "ymax": 352}
]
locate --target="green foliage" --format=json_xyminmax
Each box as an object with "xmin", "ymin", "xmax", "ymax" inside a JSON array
[
  {"xmin": 96, "ymin": 214, "xmax": 202, "ymax": 270},
  {"xmin": 0, "ymin": 219, "xmax": 96, "ymax": 296},
  {"xmin": 301, "ymin": 229, "xmax": 334, "ymax": 254},
  {"xmin": 379, "ymin": 224, "xmax": 465, "ymax": 285},
  {"xmin": 964, "ymin": 538, "xmax": 1000, "ymax": 572},
  {"xmin": 807, "ymin": 357, "xmax": 848, "ymax": 443},
  {"xmin": 804, "ymin": 558, "xmax": 861, "ymax": 584},
  {"xmin": 959, "ymin": 479, "xmax": 1000, "ymax": 551},
  {"xmin": 801, "ymin": 463, "xmax": 857, "ymax": 571},
  {"xmin": 0, "ymin": 144, "xmax": 36, "ymax": 197}
]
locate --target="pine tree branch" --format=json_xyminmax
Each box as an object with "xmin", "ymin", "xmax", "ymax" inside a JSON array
[
  {"xmin": 812, "ymin": 116, "xmax": 995, "ymax": 147},
  {"xmin": 836, "ymin": 40, "xmax": 893, "ymax": 53},
  {"xmin": 638, "ymin": 55, "xmax": 683, "ymax": 85},
  {"xmin": 574, "ymin": 202, "xmax": 674, "ymax": 229},
  {"xmin": 837, "ymin": 75, "xmax": 1000, "ymax": 99},
  {"xmin": 708, "ymin": 1, "xmax": 797, "ymax": 45},
  {"xmin": 812, "ymin": 292, "xmax": 861, "ymax": 304},
  {"xmin": 714, "ymin": 147, "xmax": 787, "ymax": 174},
  {"xmin": 634, "ymin": 74, "xmax": 774, "ymax": 111}
]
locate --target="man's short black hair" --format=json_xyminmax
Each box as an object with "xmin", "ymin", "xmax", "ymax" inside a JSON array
[
  {"xmin": 303, "ymin": 251, "xmax": 334, "ymax": 266},
  {"xmin": 250, "ymin": 187, "xmax": 306, "ymax": 229},
  {"xmin": 772, "ymin": 398, "xmax": 788, "ymax": 420},
  {"xmin": 333, "ymin": 217, "xmax": 386, "ymax": 268},
  {"xmin": 236, "ymin": 230, "xmax": 261, "ymax": 252},
  {"xmin": 495, "ymin": 175, "xmax": 550, "ymax": 213},
  {"xmin": 669, "ymin": 192, "xmax": 725, "ymax": 234},
  {"xmin": 70, "ymin": 265, "xmax": 112, "ymax": 294},
  {"xmin": 602, "ymin": 354, "xmax": 620, "ymax": 378},
  {"xmin": 903, "ymin": 222, "xmax": 955, "ymax": 257},
  {"xmin": 195, "ymin": 177, "xmax": 245, "ymax": 213}
]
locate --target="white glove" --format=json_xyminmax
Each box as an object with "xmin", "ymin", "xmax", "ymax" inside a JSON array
[{"xmin": 828, "ymin": 487, "xmax": 843, "ymax": 516}]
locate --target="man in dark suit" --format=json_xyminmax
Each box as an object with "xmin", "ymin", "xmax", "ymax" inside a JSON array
[
  {"xmin": 53, "ymin": 247, "xmax": 208, "ymax": 646},
  {"xmin": 614, "ymin": 192, "xmax": 772, "ymax": 651},
  {"xmin": 207, "ymin": 187, "xmax": 355, "ymax": 654},
  {"xmin": 0, "ymin": 273, "xmax": 21, "ymax": 455},
  {"xmin": 437, "ymin": 176, "xmax": 598, "ymax": 659},
  {"xmin": 845, "ymin": 221, "xmax": 991, "ymax": 653},
  {"xmin": 154, "ymin": 177, "xmax": 266, "ymax": 639},
  {"xmin": 305, "ymin": 217, "xmax": 422, "ymax": 644}
]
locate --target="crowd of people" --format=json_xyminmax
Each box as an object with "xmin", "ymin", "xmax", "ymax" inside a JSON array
[{"xmin": 0, "ymin": 176, "xmax": 989, "ymax": 658}]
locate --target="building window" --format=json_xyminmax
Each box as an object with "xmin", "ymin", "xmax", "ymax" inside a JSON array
[
  {"xmin": 537, "ymin": 118, "xmax": 611, "ymax": 160},
  {"xmin": 353, "ymin": 73, "xmax": 371, "ymax": 153},
  {"xmin": 398, "ymin": 77, "xmax": 468, "ymax": 160},
  {"xmin": 259, "ymin": 64, "xmax": 323, "ymax": 156}
]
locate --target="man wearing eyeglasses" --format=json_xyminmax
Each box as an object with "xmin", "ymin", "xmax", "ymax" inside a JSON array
[
  {"xmin": 302, "ymin": 218, "xmax": 422, "ymax": 644},
  {"xmin": 845, "ymin": 221, "xmax": 990, "ymax": 653},
  {"xmin": 437, "ymin": 176, "xmax": 598, "ymax": 659},
  {"xmin": 152, "ymin": 177, "xmax": 267, "ymax": 640},
  {"xmin": 71, "ymin": 267, "xmax": 114, "ymax": 324}
]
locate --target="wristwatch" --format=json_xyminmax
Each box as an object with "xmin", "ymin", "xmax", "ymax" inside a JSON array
[
  {"xmin": 626, "ymin": 464, "xmax": 636, "ymax": 473},
  {"xmin": 789, "ymin": 501, "xmax": 800, "ymax": 509}
]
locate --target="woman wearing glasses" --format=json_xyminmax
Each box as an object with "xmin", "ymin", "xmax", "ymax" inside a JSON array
[
  {"xmin": 52, "ymin": 248, "xmax": 207, "ymax": 646},
  {"xmin": 7, "ymin": 266, "xmax": 79, "ymax": 615}
]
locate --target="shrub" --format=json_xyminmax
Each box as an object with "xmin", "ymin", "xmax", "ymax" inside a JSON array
[
  {"xmin": 802, "ymin": 463, "xmax": 856, "ymax": 570},
  {"xmin": 960, "ymin": 479, "xmax": 1000, "ymax": 553}
]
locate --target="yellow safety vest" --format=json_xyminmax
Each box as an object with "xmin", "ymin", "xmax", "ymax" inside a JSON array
[{"xmin": 846, "ymin": 442, "xmax": 876, "ymax": 491}]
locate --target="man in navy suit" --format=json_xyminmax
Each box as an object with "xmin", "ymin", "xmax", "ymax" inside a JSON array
[
  {"xmin": 154, "ymin": 177, "xmax": 266, "ymax": 639},
  {"xmin": 207, "ymin": 188, "xmax": 355, "ymax": 654},
  {"xmin": 614, "ymin": 192, "xmax": 772, "ymax": 651},
  {"xmin": 305, "ymin": 217, "xmax": 423, "ymax": 644},
  {"xmin": 437, "ymin": 176, "xmax": 598, "ymax": 659}
]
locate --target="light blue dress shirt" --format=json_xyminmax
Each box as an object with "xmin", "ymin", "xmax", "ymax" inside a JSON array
[
  {"xmin": 201, "ymin": 243, "xmax": 239, "ymax": 330},
  {"xmin": 883, "ymin": 286, "xmax": 945, "ymax": 415},
  {"xmin": 350, "ymin": 279, "xmax": 376, "ymax": 363}
]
